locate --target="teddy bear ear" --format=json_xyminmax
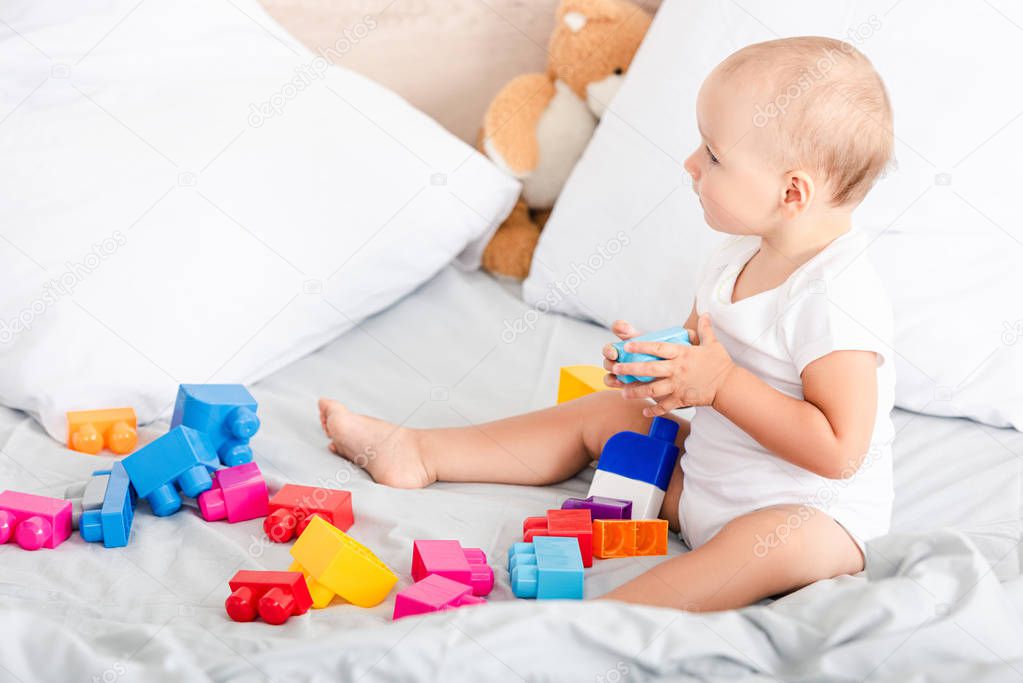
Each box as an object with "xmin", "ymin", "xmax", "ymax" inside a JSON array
[{"xmin": 557, "ymin": 0, "xmax": 639, "ymax": 27}]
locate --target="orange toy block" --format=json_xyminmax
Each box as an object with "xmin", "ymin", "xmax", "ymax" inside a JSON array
[
  {"xmin": 523, "ymin": 508, "xmax": 593, "ymax": 567},
  {"xmin": 67, "ymin": 408, "xmax": 138, "ymax": 455},
  {"xmin": 592, "ymin": 519, "xmax": 668, "ymax": 559}
]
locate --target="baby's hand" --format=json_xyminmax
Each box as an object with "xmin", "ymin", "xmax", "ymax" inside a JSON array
[
  {"xmin": 601, "ymin": 320, "xmax": 641, "ymax": 382},
  {"xmin": 609, "ymin": 315, "xmax": 735, "ymax": 417}
]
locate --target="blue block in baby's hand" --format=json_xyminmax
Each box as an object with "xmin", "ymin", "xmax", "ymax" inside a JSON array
[{"xmin": 610, "ymin": 326, "xmax": 690, "ymax": 383}]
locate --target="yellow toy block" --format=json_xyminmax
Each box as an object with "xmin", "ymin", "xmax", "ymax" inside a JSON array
[
  {"xmin": 289, "ymin": 515, "xmax": 397, "ymax": 608},
  {"xmin": 557, "ymin": 365, "xmax": 617, "ymax": 404},
  {"xmin": 67, "ymin": 407, "xmax": 138, "ymax": 455}
]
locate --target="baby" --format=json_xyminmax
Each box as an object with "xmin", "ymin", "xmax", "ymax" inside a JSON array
[{"xmin": 319, "ymin": 36, "xmax": 895, "ymax": 611}]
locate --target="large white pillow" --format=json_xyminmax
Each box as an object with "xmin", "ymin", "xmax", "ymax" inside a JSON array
[
  {"xmin": 0, "ymin": 0, "xmax": 519, "ymax": 440},
  {"xmin": 524, "ymin": 0, "xmax": 1023, "ymax": 429}
]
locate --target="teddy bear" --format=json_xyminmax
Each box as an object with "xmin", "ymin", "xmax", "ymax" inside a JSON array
[{"xmin": 479, "ymin": 0, "xmax": 653, "ymax": 279}]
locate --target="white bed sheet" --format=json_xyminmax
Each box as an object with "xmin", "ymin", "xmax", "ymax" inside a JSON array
[{"xmin": 0, "ymin": 265, "xmax": 1021, "ymax": 681}]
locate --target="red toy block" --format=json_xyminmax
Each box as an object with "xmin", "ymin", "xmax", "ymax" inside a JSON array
[
  {"xmin": 411, "ymin": 540, "xmax": 494, "ymax": 596},
  {"xmin": 0, "ymin": 490, "xmax": 73, "ymax": 551},
  {"xmin": 393, "ymin": 574, "xmax": 485, "ymax": 620},
  {"xmin": 225, "ymin": 570, "xmax": 313, "ymax": 625},
  {"xmin": 263, "ymin": 484, "xmax": 353, "ymax": 543},
  {"xmin": 522, "ymin": 508, "xmax": 593, "ymax": 567},
  {"xmin": 592, "ymin": 519, "xmax": 668, "ymax": 559}
]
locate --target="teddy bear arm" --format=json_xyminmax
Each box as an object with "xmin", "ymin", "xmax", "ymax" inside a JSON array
[{"xmin": 482, "ymin": 74, "xmax": 557, "ymax": 177}]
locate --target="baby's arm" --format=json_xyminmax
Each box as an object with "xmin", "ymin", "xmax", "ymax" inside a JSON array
[
  {"xmin": 609, "ymin": 313, "xmax": 877, "ymax": 479},
  {"xmin": 711, "ymin": 349, "xmax": 877, "ymax": 478}
]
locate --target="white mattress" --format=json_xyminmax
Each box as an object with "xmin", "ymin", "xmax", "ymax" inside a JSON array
[{"xmin": 1, "ymin": 265, "xmax": 1021, "ymax": 680}]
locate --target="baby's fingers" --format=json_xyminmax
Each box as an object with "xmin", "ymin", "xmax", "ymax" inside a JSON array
[
  {"xmin": 604, "ymin": 373, "xmax": 627, "ymax": 388},
  {"xmin": 622, "ymin": 378, "xmax": 673, "ymax": 400},
  {"xmin": 611, "ymin": 320, "xmax": 640, "ymax": 341},
  {"xmin": 623, "ymin": 341, "xmax": 684, "ymax": 359},
  {"xmin": 612, "ymin": 360, "xmax": 672, "ymax": 379}
]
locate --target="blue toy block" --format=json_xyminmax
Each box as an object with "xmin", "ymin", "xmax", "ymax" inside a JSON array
[
  {"xmin": 508, "ymin": 536, "xmax": 583, "ymax": 600},
  {"xmin": 171, "ymin": 384, "xmax": 260, "ymax": 467},
  {"xmin": 611, "ymin": 326, "xmax": 690, "ymax": 383},
  {"xmin": 121, "ymin": 426, "xmax": 215, "ymax": 516},
  {"xmin": 80, "ymin": 462, "xmax": 136, "ymax": 548},
  {"xmin": 596, "ymin": 417, "xmax": 679, "ymax": 491}
]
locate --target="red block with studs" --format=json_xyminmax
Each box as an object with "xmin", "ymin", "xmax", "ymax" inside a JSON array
[
  {"xmin": 225, "ymin": 570, "xmax": 313, "ymax": 625},
  {"xmin": 263, "ymin": 484, "xmax": 353, "ymax": 543},
  {"xmin": 522, "ymin": 508, "xmax": 593, "ymax": 567}
]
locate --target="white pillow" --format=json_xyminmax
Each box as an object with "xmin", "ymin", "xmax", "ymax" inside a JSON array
[
  {"xmin": 524, "ymin": 0, "xmax": 1023, "ymax": 429},
  {"xmin": 0, "ymin": 0, "xmax": 519, "ymax": 440}
]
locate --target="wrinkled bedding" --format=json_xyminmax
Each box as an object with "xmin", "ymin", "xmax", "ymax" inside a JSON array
[{"xmin": 1, "ymin": 265, "xmax": 1021, "ymax": 682}]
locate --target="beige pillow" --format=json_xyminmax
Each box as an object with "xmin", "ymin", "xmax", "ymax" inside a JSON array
[{"xmin": 261, "ymin": 0, "xmax": 660, "ymax": 143}]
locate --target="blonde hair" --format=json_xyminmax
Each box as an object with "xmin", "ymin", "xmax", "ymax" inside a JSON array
[{"xmin": 717, "ymin": 36, "xmax": 894, "ymax": 206}]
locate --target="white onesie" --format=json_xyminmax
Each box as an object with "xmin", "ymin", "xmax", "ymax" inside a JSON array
[{"xmin": 678, "ymin": 230, "xmax": 895, "ymax": 552}]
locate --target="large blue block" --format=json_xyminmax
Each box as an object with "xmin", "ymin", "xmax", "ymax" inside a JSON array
[
  {"xmin": 80, "ymin": 462, "xmax": 136, "ymax": 548},
  {"xmin": 508, "ymin": 536, "xmax": 583, "ymax": 600},
  {"xmin": 121, "ymin": 426, "xmax": 215, "ymax": 516},
  {"xmin": 611, "ymin": 326, "xmax": 690, "ymax": 383},
  {"xmin": 171, "ymin": 384, "xmax": 260, "ymax": 467},
  {"xmin": 595, "ymin": 417, "xmax": 678, "ymax": 491}
]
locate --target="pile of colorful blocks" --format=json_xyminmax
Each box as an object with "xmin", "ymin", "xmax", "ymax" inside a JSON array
[
  {"xmin": 506, "ymin": 417, "xmax": 676, "ymax": 601},
  {"xmin": 1, "ymin": 364, "xmax": 678, "ymax": 622}
]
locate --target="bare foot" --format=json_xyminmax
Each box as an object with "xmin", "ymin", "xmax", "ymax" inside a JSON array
[{"xmin": 317, "ymin": 398, "xmax": 435, "ymax": 489}]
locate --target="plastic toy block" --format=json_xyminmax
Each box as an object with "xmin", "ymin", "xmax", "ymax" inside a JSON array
[
  {"xmin": 507, "ymin": 536, "xmax": 583, "ymax": 600},
  {"xmin": 411, "ymin": 540, "xmax": 494, "ymax": 596},
  {"xmin": 562, "ymin": 495, "xmax": 632, "ymax": 521},
  {"xmin": 610, "ymin": 326, "xmax": 690, "ymax": 383},
  {"xmin": 264, "ymin": 484, "xmax": 353, "ymax": 543},
  {"xmin": 0, "ymin": 491, "xmax": 72, "ymax": 551},
  {"xmin": 171, "ymin": 384, "xmax": 260, "ymax": 467},
  {"xmin": 226, "ymin": 570, "xmax": 313, "ymax": 625},
  {"xmin": 588, "ymin": 417, "xmax": 679, "ymax": 520},
  {"xmin": 592, "ymin": 519, "xmax": 668, "ymax": 559},
  {"xmin": 121, "ymin": 426, "xmax": 215, "ymax": 517},
  {"xmin": 557, "ymin": 365, "xmax": 617, "ymax": 404},
  {"xmin": 65, "ymin": 470, "xmax": 111, "ymax": 530},
  {"xmin": 393, "ymin": 574, "xmax": 486, "ymax": 620},
  {"xmin": 66, "ymin": 407, "xmax": 138, "ymax": 455},
  {"xmin": 198, "ymin": 462, "xmax": 269, "ymax": 523},
  {"xmin": 522, "ymin": 509, "xmax": 593, "ymax": 568},
  {"xmin": 80, "ymin": 462, "xmax": 136, "ymax": 548},
  {"xmin": 289, "ymin": 515, "xmax": 397, "ymax": 608}
]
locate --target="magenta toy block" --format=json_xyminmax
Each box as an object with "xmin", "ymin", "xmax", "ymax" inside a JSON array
[
  {"xmin": 411, "ymin": 540, "xmax": 494, "ymax": 596},
  {"xmin": 198, "ymin": 462, "xmax": 269, "ymax": 523},
  {"xmin": 392, "ymin": 574, "xmax": 485, "ymax": 620},
  {"xmin": 561, "ymin": 495, "xmax": 633, "ymax": 520},
  {"xmin": 0, "ymin": 490, "xmax": 73, "ymax": 551}
]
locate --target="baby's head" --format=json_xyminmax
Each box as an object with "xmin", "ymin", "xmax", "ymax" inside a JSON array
[{"xmin": 684, "ymin": 37, "xmax": 893, "ymax": 237}]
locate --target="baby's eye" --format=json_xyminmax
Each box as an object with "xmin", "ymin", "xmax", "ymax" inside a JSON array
[{"xmin": 706, "ymin": 145, "xmax": 719, "ymax": 165}]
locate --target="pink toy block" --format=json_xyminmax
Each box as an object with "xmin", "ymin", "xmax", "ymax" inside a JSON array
[
  {"xmin": 393, "ymin": 574, "xmax": 485, "ymax": 620},
  {"xmin": 411, "ymin": 540, "xmax": 494, "ymax": 596},
  {"xmin": 198, "ymin": 462, "xmax": 269, "ymax": 523},
  {"xmin": 0, "ymin": 490, "xmax": 73, "ymax": 551}
]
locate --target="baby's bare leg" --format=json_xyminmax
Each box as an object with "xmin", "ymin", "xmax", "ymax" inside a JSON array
[
  {"xmin": 320, "ymin": 391, "xmax": 688, "ymax": 492},
  {"xmin": 600, "ymin": 505, "xmax": 863, "ymax": 611}
]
